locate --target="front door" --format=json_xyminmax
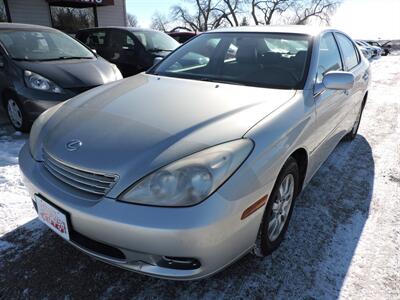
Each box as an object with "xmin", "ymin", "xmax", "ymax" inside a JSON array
[{"xmin": 309, "ymin": 32, "xmax": 347, "ymax": 172}]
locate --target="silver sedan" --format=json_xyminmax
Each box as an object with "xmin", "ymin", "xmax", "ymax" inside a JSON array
[{"xmin": 19, "ymin": 26, "xmax": 370, "ymax": 280}]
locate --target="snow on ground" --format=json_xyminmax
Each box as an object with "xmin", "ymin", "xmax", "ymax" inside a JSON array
[
  {"xmin": 0, "ymin": 128, "xmax": 37, "ymax": 237},
  {"xmin": 0, "ymin": 55, "xmax": 399, "ymax": 299}
]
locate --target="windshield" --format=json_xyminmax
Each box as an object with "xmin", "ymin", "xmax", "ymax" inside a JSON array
[
  {"xmin": 0, "ymin": 29, "xmax": 95, "ymax": 61},
  {"xmin": 132, "ymin": 31, "xmax": 179, "ymax": 52},
  {"xmin": 150, "ymin": 32, "xmax": 311, "ymax": 89}
]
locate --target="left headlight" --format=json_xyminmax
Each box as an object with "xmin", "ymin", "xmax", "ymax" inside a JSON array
[
  {"xmin": 24, "ymin": 71, "xmax": 64, "ymax": 93},
  {"xmin": 119, "ymin": 139, "xmax": 254, "ymax": 207},
  {"xmin": 29, "ymin": 103, "xmax": 64, "ymax": 161}
]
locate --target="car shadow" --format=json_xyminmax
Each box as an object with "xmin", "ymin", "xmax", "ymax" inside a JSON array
[{"xmin": 0, "ymin": 134, "xmax": 374, "ymax": 299}]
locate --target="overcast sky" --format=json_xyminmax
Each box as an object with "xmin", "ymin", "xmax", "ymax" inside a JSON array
[{"xmin": 126, "ymin": 0, "xmax": 400, "ymax": 39}]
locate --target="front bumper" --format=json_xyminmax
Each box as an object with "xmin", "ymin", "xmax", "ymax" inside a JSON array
[{"xmin": 19, "ymin": 144, "xmax": 266, "ymax": 280}]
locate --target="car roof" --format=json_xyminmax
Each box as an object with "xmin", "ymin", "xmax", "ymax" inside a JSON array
[
  {"xmin": 168, "ymin": 32, "xmax": 197, "ymax": 36},
  {"xmin": 209, "ymin": 25, "xmax": 332, "ymax": 36},
  {"xmin": 77, "ymin": 26, "xmax": 160, "ymax": 33},
  {"xmin": 0, "ymin": 23, "xmax": 58, "ymax": 31}
]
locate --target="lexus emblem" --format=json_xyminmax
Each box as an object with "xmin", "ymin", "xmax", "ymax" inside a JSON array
[{"xmin": 66, "ymin": 140, "xmax": 82, "ymax": 152}]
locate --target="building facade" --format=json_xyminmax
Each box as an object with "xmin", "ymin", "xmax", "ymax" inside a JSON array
[{"xmin": 0, "ymin": 0, "xmax": 127, "ymax": 33}]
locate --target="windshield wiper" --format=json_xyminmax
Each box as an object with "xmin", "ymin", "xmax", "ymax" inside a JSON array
[
  {"xmin": 148, "ymin": 48, "xmax": 172, "ymax": 52},
  {"xmin": 13, "ymin": 56, "xmax": 93, "ymax": 62},
  {"xmin": 199, "ymin": 77, "xmax": 246, "ymax": 86},
  {"xmin": 12, "ymin": 58, "xmax": 39, "ymax": 62},
  {"xmin": 42, "ymin": 56, "xmax": 93, "ymax": 61}
]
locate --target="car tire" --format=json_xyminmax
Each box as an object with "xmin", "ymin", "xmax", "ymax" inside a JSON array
[
  {"xmin": 4, "ymin": 95, "xmax": 31, "ymax": 132},
  {"xmin": 344, "ymin": 101, "xmax": 365, "ymax": 142},
  {"xmin": 253, "ymin": 157, "xmax": 300, "ymax": 257}
]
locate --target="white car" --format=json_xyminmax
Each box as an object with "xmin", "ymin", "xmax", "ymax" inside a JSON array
[{"xmin": 356, "ymin": 40, "xmax": 382, "ymax": 57}]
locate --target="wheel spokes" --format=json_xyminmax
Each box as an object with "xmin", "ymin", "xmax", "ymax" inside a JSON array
[
  {"xmin": 267, "ymin": 173, "xmax": 295, "ymax": 242},
  {"xmin": 7, "ymin": 100, "xmax": 22, "ymax": 128}
]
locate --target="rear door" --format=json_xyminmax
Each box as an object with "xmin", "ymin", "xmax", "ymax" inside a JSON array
[
  {"xmin": 334, "ymin": 32, "xmax": 366, "ymax": 127},
  {"xmin": 77, "ymin": 29, "xmax": 108, "ymax": 59},
  {"xmin": 103, "ymin": 29, "xmax": 144, "ymax": 77}
]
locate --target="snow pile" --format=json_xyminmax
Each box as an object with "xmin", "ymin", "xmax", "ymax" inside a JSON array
[{"xmin": 0, "ymin": 129, "xmax": 35, "ymax": 238}]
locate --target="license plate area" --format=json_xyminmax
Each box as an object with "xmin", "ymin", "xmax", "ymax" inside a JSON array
[{"xmin": 35, "ymin": 195, "xmax": 70, "ymax": 241}]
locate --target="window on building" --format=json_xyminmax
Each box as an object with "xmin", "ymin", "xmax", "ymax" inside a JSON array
[
  {"xmin": 50, "ymin": 6, "xmax": 97, "ymax": 34},
  {"xmin": 0, "ymin": 0, "xmax": 10, "ymax": 22}
]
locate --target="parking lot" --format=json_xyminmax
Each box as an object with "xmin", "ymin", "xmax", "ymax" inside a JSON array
[{"xmin": 0, "ymin": 54, "xmax": 399, "ymax": 299}]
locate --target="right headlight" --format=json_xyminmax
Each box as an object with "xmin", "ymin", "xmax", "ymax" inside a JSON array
[
  {"xmin": 24, "ymin": 71, "xmax": 64, "ymax": 94},
  {"xmin": 119, "ymin": 139, "xmax": 254, "ymax": 207}
]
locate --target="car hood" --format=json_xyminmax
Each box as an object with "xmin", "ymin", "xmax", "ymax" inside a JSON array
[
  {"xmin": 15, "ymin": 57, "xmax": 116, "ymax": 88},
  {"xmin": 42, "ymin": 74, "xmax": 296, "ymax": 196}
]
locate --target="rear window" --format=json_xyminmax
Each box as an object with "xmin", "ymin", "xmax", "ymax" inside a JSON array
[{"xmin": 336, "ymin": 33, "xmax": 359, "ymax": 70}]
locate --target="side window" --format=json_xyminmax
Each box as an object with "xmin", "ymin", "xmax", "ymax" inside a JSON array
[
  {"xmin": 109, "ymin": 31, "xmax": 136, "ymax": 50},
  {"xmin": 85, "ymin": 31, "xmax": 106, "ymax": 49},
  {"xmin": 335, "ymin": 33, "xmax": 359, "ymax": 70},
  {"xmin": 125, "ymin": 35, "xmax": 136, "ymax": 49},
  {"xmin": 163, "ymin": 38, "xmax": 221, "ymax": 72},
  {"xmin": 317, "ymin": 33, "xmax": 343, "ymax": 83}
]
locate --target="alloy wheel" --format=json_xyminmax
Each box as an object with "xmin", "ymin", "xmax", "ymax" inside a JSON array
[
  {"xmin": 7, "ymin": 99, "xmax": 23, "ymax": 129},
  {"xmin": 267, "ymin": 173, "xmax": 295, "ymax": 242}
]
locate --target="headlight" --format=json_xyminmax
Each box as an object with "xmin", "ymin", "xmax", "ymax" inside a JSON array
[
  {"xmin": 119, "ymin": 139, "xmax": 254, "ymax": 207},
  {"xmin": 24, "ymin": 71, "xmax": 64, "ymax": 93},
  {"xmin": 111, "ymin": 64, "xmax": 123, "ymax": 80}
]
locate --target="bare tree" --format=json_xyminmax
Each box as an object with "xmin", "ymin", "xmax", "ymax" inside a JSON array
[
  {"xmin": 292, "ymin": 0, "xmax": 338, "ymax": 25},
  {"xmin": 171, "ymin": 0, "xmax": 241, "ymax": 31},
  {"xmin": 150, "ymin": 12, "xmax": 170, "ymax": 31},
  {"xmin": 248, "ymin": 0, "xmax": 290, "ymax": 25},
  {"xmin": 248, "ymin": 0, "xmax": 340, "ymax": 26},
  {"xmin": 217, "ymin": 0, "xmax": 242, "ymax": 27},
  {"xmin": 127, "ymin": 13, "xmax": 138, "ymax": 27},
  {"xmin": 152, "ymin": 0, "xmax": 340, "ymax": 32}
]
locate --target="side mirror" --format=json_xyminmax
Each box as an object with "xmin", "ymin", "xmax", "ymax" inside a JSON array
[
  {"xmin": 323, "ymin": 71, "xmax": 355, "ymax": 90},
  {"xmin": 153, "ymin": 56, "xmax": 163, "ymax": 66}
]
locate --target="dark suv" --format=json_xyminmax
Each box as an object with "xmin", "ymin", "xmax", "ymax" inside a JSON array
[
  {"xmin": 168, "ymin": 31, "xmax": 198, "ymax": 44},
  {"xmin": 76, "ymin": 27, "xmax": 179, "ymax": 77},
  {"xmin": 0, "ymin": 23, "xmax": 122, "ymax": 132}
]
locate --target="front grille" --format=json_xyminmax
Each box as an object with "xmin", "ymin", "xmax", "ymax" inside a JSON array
[{"xmin": 43, "ymin": 151, "xmax": 118, "ymax": 196}]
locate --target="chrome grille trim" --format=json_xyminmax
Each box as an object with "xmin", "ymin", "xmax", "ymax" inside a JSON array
[{"xmin": 43, "ymin": 151, "xmax": 118, "ymax": 196}]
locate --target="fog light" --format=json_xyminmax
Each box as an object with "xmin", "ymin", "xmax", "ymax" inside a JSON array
[{"xmin": 157, "ymin": 256, "xmax": 201, "ymax": 270}]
